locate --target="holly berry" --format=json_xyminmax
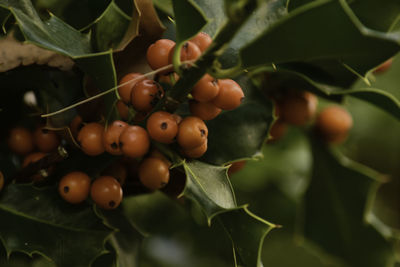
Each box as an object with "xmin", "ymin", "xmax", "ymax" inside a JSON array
[
  {"xmin": 189, "ymin": 100, "xmax": 221, "ymax": 121},
  {"xmin": 374, "ymin": 58, "xmax": 393, "ymax": 74},
  {"xmin": 212, "ymin": 79, "xmax": 244, "ymax": 110},
  {"xmin": 0, "ymin": 171, "xmax": 3, "ymax": 191},
  {"xmin": 22, "ymin": 152, "xmax": 46, "ymax": 167},
  {"xmin": 101, "ymin": 161, "xmax": 128, "ymax": 185},
  {"xmin": 116, "ymin": 100, "xmax": 130, "ymax": 120},
  {"xmin": 177, "ymin": 116, "xmax": 208, "ymax": 149},
  {"xmin": 131, "ymin": 79, "xmax": 164, "ymax": 112},
  {"xmin": 58, "ymin": 171, "xmax": 91, "ymax": 204},
  {"xmin": 279, "ymin": 91, "xmax": 318, "ymax": 126},
  {"xmin": 70, "ymin": 115, "xmax": 84, "ymax": 138},
  {"xmin": 267, "ymin": 119, "xmax": 287, "ymax": 143},
  {"xmin": 190, "ymin": 32, "xmax": 212, "ymax": 52},
  {"xmin": 146, "ymin": 39, "xmax": 175, "ymax": 72},
  {"xmin": 8, "ymin": 127, "xmax": 34, "ymax": 155},
  {"xmin": 315, "ymin": 105, "xmax": 353, "ymax": 144},
  {"xmin": 77, "ymin": 123, "xmax": 105, "ymax": 156},
  {"xmin": 139, "ymin": 157, "xmax": 170, "ymax": 190},
  {"xmin": 118, "ymin": 72, "xmax": 145, "ymax": 104},
  {"xmin": 90, "ymin": 176, "xmax": 123, "ymax": 210},
  {"xmin": 119, "ymin": 125, "xmax": 150, "ymax": 158},
  {"xmin": 103, "ymin": 120, "xmax": 128, "ymax": 155},
  {"xmin": 228, "ymin": 160, "xmax": 246, "ymax": 175},
  {"xmin": 168, "ymin": 41, "xmax": 202, "ymax": 67},
  {"xmin": 146, "ymin": 111, "xmax": 178, "ymax": 144},
  {"xmin": 191, "ymin": 74, "xmax": 220, "ymax": 102},
  {"xmin": 33, "ymin": 126, "xmax": 60, "ymax": 153},
  {"xmin": 183, "ymin": 140, "xmax": 207, "ymax": 158}
]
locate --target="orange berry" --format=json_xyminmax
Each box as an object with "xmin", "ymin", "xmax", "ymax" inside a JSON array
[
  {"xmin": 70, "ymin": 115, "xmax": 84, "ymax": 138},
  {"xmin": 139, "ymin": 157, "xmax": 170, "ymax": 190},
  {"xmin": 119, "ymin": 125, "xmax": 150, "ymax": 158},
  {"xmin": 190, "ymin": 32, "xmax": 212, "ymax": 52},
  {"xmin": 33, "ymin": 126, "xmax": 60, "ymax": 153},
  {"xmin": 0, "ymin": 171, "xmax": 4, "ymax": 191},
  {"xmin": 177, "ymin": 116, "xmax": 208, "ymax": 149},
  {"xmin": 118, "ymin": 72, "xmax": 145, "ymax": 104},
  {"xmin": 228, "ymin": 161, "xmax": 246, "ymax": 175},
  {"xmin": 146, "ymin": 111, "xmax": 178, "ymax": 144},
  {"xmin": 131, "ymin": 79, "xmax": 164, "ymax": 112},
  {"xmin": 90, "ymin": 176, "xmax": 123, "ymax": 210},
  {"xmin": 77, "ymin": 123, "xmax": 105, "ymax": 156},
  {"xmin": 315, "ymin": 105, "xmax": 353, "ymax": 144},
  {"xmin": 146, "ymin": 39, "xmax": 175, "ymax": 72},
  {"xmin": 189, "ymin": 100, "xmax": 221, "ymax": 120},
  {"xmin": 168, "ymin": 41, "xmax": 202, "ymax": 67},
  {"xmin": 22, "ymin": 152, "xmax": 46, "ymax": 167},
  {"xmin": 267, "ymin": 119, "xmax": 287, "ymax": 143},
  {"xmin": 8, "ymin": 127, "xmax": 34, "ymax": 155},
  {"xmin": 183, "ymin": 140, "xmax": 207, "ymax": 158},
  {"xmin": 103, "ymin": 120, "xmax": 128, "ymax": 155},
  {"xmin": 116, "ymin": 100, "xmax": 130, "ymax": 120},
  {"xmin": 101, "ymin": 161, "xmax": 128, "ymax": 186},
  {"xmin": 374, "ymin": 58, "xmax": 393, "ymax": 74},
  {"xmin": 280, "ymin": 91, "xmax": 318, "ymax": 126},
  {"xmin": 212, "ymin": 79, "xmax": 244, "ymax": 110},
  {"xmin": 59, "ymin": 172, "xmax": 91, "ymax": 204},
  {"xmin": 191, "ymin": 74, "xmax": 220, "ymax": 102}
]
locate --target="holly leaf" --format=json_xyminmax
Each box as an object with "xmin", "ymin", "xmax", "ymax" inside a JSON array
[
  {"xmin": 202, "ymin": 75, "xmax": 273, "ymax": 165},
  {"xmin": 92, "ymin": 1, "xmax": 140, "ymax": 52},
  {"xmin": 32, "ymin": 0, "xmax": 110, "ymax": 30},
  {"xmin": 0, "ymin": 184, "xmax": 112, "ymax": 267},
  {"xmin": 75, "ymin": 51, "xmax": 118, "ymax": 122},
  {"xmin": 0, "ymin": 0, "xmax": 92, "ymax": 56},
  {"xmin": 183, "ymin": 160, "xmax": 278, "ymax": 267},
  {"xmin": 240, "ymin": 0, "xmax": 400, "ymax": 87},
  {"xmin": 348, "ymin": 0, "xmax": 400, "ymax": 32},
  {"xmin": 300, "ymin": 136, "xmax": 396, "ymax": 267},
  {"xmin": 172, "ymin": 0, "xmax": 208, "ymax": 43},
  {"xmin": 218, "ymin": 207, "xmax": 277, "ymax": 267}
]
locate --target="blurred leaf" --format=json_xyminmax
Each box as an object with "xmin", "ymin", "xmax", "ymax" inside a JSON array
[
  {"xmin": 172, "ymin": 0, "xmax": 208, "ymax": 43},
  {"xmin": 153, "ymin": 0, "xmax": 173, "ymax": 16},
  {"xmin": 349, "ymin": 0, "xmax": 400, "ymax": 32},
  {"xmin": 202, "ymin": 75, "xmax": 273, "ymax": 165},
  {"xmin": 0, "ymin": 184, "xmax": 111, "ymax": 267},
  {"xmin": 240, "ymin": 0, "xmax": 400, "ymax": 87},
  {"xmin": 183, "ymin": 160, "xmax": 278, "ymax": 267},
  {"xmin": 192, "ymin": 0, "xmax": 225, "ymax": 36},
  {"xmin": 335, "ymin": 88, "xmax": 400, "ymax": 120},
  {"xmin": 100, "ymin": 208, "xmax": 144, "ymax": 267},
  {"xmin": 261, "ymin": 69, "xmax": 400, "ymax": 120},
  {"xmin": 302, "ymin": 137, "xmax": 395, "ymax": 267}
]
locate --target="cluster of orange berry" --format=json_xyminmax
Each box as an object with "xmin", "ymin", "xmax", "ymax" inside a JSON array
[
  {"xmin": 8, "ymin": 124, "xmax": 60, "ymax": 181},
  {"xmin": 58, "ymin": 32, "xmax": 245, "ymax": 208},
  {"xmin": 5, "ymin": 32, "xmax": 246, "ymax": 210},
  {"xmin": 269, "ymin": 90, "xmax": 353, "ymax": 144}
]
